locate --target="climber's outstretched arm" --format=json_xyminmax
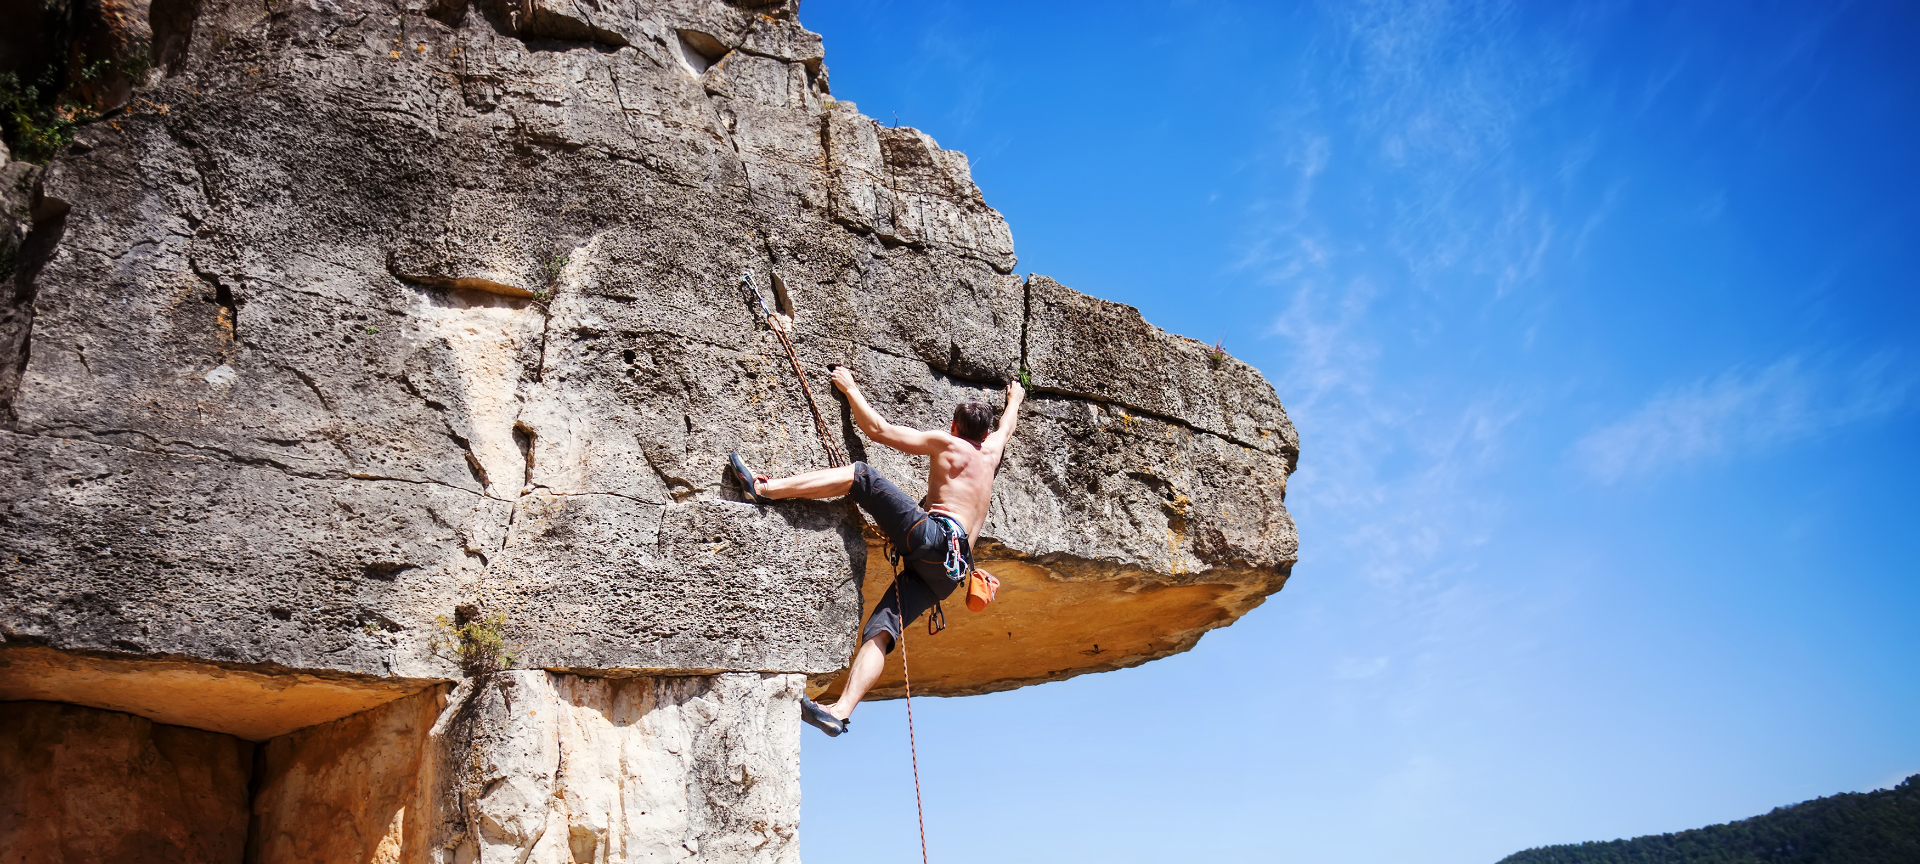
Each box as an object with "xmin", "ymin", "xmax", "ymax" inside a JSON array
[
  {"xmin": 830, "ymin": 367, "xmax": 947, "ymax": 456},
  {"xmin": 984, "ymin": 378, "xmax": 1025, "ymax": 452}
]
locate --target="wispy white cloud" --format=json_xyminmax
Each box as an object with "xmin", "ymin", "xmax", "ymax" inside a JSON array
[
  {"xmin": 1335, "ymin": 656, "xmax": 1391, "ymax": 680},
  {"xmin": 1575, "ymin": 352, "xmax": 1915, "ymax": 483},
  {"xmin": 1236, "ymin": 0, "xmax": 1581, "ymax": 723},
  {"xmin": 1247, "ymin": 0, "xmax": 1581, "ymax": 595},
  {"xmin": 1315, "ymin": 0, "xmax": 1596, "ymax": 304}
]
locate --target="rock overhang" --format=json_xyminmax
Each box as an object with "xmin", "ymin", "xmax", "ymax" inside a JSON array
[{"xmin": 0, "ymin": 0, "xmax": 1297, "ymax": 717}]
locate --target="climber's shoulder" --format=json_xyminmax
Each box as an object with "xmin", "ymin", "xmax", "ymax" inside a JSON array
[{"xmin": 931, "ymin": 435, "xmax": 1002, "ymax": 479}]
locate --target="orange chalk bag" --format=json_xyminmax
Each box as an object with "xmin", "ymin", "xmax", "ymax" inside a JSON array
[{"xmin": 965, "ymin": 567, "xmax": 999, "ymax": 612}]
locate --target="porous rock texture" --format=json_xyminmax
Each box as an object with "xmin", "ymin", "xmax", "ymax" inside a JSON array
[
  {"xmin": 0, "ymin": 700, "xmax": 253, "ymax": 864},
  {"xmin": 0, "ymin": 0, "xmax": 1298, "ymax": 859},
  {"xmin": 0, "ymin": 0, "xmax": 1296, "ymax": 703},
  {"xmin": 249, "ymin": 671, "xmax": 801, "ymax": 864}
]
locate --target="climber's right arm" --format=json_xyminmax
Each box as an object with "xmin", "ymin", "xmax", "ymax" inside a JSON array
[
  {"xmin": 830, "ymin": 366, "xmax": 947, "ymax": 456},
  {"xmin": 984, "ymin": 378, "xmax": 1025, "ymax": 454}
]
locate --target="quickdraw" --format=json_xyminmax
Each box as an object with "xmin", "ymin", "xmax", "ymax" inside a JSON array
[{"xmin": 742, "ymin": 270, "xmax": 845, "ymax": 468}]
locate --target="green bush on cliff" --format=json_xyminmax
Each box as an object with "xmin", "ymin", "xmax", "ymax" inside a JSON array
[
  {"xmin": 0, "ymin": 70, "xmax": 93, "ymax": 164},
  {"xmin": 430, "ymin": 610, "xmax": 520, "ymax": 677},
  {"xmin": 0, "ymin": 51, "xmax": 150, "ymax": 165},
  {"xmin": 1497, "ymin": 775, "xmax": 1920, "ymax": 864}
]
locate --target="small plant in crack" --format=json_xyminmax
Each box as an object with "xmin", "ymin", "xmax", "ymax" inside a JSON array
[
  {"xmin": 431, "ymin": 608, "xmax": 519, "ymax": 677},
  {"xmin": 1, "ymin": 70, "xmax": 99, "ymax": 163},
  {"xmin": 540, "ymin": 253, "xmax": 568, "ymax": 288},
  {"xmin": 1017, "ymin": 366, "xmax": 1033, "ymax": 390},
  {"xmin": 1207, "ymin": 338, "xmax": 1227, "ymax": 370},
  {"xmin": 363, "ymin": 325, "xmax": 380, "ymax": 335},
  {"xmin": 530, "ymin": 246, "xmax": 569, "ymax": 308}
]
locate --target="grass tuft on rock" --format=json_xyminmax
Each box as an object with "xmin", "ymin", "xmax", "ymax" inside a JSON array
[{"xmin": 431, "ymin": 609, "xmax": 520, "ymax": 677}]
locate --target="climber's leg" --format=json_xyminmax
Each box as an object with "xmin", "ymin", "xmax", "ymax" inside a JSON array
[
  {"xmin": 823, "ymin": 564, "xmax": 960, "ymax": 723},
  {"xmin": 754, "ymin": 463, "xmax": 856, "ymax": 500},
  {"xmin": 728, "ymin": 452, "xmax": 854, "ymax": 502},
  {"xmin": 823, "ymin": 631, "xmax": 891, "ymax": 722},
  {"xmin": 841, "ymin": 462, "xmax": 938, "ymax": 555}
]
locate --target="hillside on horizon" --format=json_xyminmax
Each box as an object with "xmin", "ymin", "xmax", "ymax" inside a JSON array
[{"xmin": 1497, "ymin": 776, "xmax": 1920, "ymax": 864}]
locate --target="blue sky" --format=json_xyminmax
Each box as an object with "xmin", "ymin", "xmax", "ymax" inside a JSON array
[{"xmin": 795, "ymin": 2, "xmax": 1920, "ymax": 862}]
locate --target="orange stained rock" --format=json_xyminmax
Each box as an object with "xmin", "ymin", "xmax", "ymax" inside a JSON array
[
  {"xmin": 248, "ymin": 686, "xmax": 452, "ymax": 864},
  {"xmin": 0, "ymin": 646, "xmax": 437, "ymax": 741},
  {"xmin": 811, "ymin": 540, "xmax": 1278, "ymax": 702},
  {"xmin": 0, "ymin": 701, "xmax": 254, "ymax": 864}
]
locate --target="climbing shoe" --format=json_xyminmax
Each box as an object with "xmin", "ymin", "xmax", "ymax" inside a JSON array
[
  {"xmin": 729, "ymin": 453, "xmax": 772, "ymax": 504},
  {"xmin": 799, "ymin": 696, "xmax": 846, "ymax": 737}
]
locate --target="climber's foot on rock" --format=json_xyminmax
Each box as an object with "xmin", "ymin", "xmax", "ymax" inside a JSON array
[
  {"xmin": 729, "ymin": 453, "xmax": 772, "ymax": 504},
  {"xmin": 800, "ymin": 696, "xmax": 846, "ymax": 737}
]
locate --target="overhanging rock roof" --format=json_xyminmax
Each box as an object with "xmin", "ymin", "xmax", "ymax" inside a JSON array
[{"xmin": 0, "ymin": 0, "xmax": 1296, "ymax": 729}]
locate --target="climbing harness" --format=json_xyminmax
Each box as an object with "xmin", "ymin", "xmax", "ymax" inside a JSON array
[
  {"xmin": 926, "ymin": 514, "xmax": 972, "ymax": 584},
  {"xmin": 915, "ymin": 513, "xmax": 1002, "ymax": 616},
  {"xmin": 743, "ymin": 268, "xmax": 933, "ymax": 864},
  {"xmin": 884, "ymin": 519, "xmax": 951, "ymax": 637}
]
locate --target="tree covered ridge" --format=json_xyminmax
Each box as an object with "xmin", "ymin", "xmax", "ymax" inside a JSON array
[{"xmin": 1496, "ymin": 775, "xmax": 1920, "ymax": 864}]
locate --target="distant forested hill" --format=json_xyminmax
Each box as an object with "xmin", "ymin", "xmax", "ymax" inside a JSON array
[{"xmin": 1496, "ymin": 775, "xmax": 1920, "ymax": 864}]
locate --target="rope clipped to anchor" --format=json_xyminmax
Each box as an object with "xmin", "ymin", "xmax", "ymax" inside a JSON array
[
  {"xmin": 742, "ymin": 271, "xmax": 846, "ymax": 468},
  {"xmin": 743, "ymin": 269, "xmax": 932, "ymax": 864}
]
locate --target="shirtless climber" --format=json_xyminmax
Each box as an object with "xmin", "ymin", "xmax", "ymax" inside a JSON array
[{"xmin": 728, "ymin": 366, "xmax": 1025, "ymax": 738}]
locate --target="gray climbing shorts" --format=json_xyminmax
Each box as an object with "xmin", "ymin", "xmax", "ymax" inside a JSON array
[{"xmin": 848, "ymin": 462, "xmax": 967, "ymax": 651}]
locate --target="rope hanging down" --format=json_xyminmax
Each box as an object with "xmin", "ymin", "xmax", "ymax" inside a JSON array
[
  {"xmin": 742, "ymin": 269, "xmax": 932, "ymax": 864},
  {"xmin": 742, "ymin": 271, "xmax": 846, "ymax": 468},
  {"xmin": 894, "ymin": 556, "xmax": 932, "ymax": 864}
]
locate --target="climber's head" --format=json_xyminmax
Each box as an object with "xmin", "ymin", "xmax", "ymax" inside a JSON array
[{"xmin": 952, "ymin": 401, "xmax": 992, "ymax": 444}]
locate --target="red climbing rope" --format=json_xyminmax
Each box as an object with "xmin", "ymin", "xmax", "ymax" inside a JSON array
[
  {"xmin": 747, "ymin": 269, "xmax": 931, "ymax": 863},
  {"xmin": 743, "ymin": 271, "xmax": 845, "ymax": 467},
  {"xmin": 771, "ymin": 322, "xmax": 847, "ymax": 467},
  {"xmin": 891, "ymin": 559, "xmax": 932, "ymax": 864}
]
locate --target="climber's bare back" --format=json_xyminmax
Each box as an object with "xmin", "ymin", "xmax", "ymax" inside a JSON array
[
  {"xmin": 826, "ymin": 365, "xmax": 1023, "ymax": 543},
  {"xmin": 922, "ymin": 432, "xmax": 1002, "ymax": 542}
]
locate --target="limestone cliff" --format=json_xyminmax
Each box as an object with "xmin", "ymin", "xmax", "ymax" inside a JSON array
[{"xmin": 0, "ymin": 0, "xmax": 1299, "ymax": 859}]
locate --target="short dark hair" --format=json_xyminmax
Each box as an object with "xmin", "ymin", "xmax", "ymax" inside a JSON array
[{"xmin": 952, "ymin": 401, "xmax": 993, "ymax": 443}]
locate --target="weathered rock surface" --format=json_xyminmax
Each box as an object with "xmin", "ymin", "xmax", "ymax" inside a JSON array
[
  {"xmin": 249, "ymin": 670, "xmax": 801, "ymax": 864},
  {"xmin": 0, "ymin": 0, "xmax": 1296, "ymax": 707},
  {"xmin": 0, "ymin": 645, "xmax": 434, "ymax": 740},
  {"xmin": 0, "ymin": 700, "xmax": 253, "ymax": 864},
  {"xmin": 0, "ymin": 0, "xmax": 1299, "ymax": 858},
  {"xmin": 248, "ymin": 686, "xmax": 457, "ymax": 864}
]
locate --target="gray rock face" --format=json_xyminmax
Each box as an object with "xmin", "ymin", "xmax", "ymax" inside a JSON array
[
  {"xmin": 248, "ymin": 671, "xmax": 802, "ymax": 864},
  {"xmin": 0, "ymin": 0, "xmax": 1300, "ymax": 859},
  {"xmin": 0, "ymin": 0, "xmax": 1295, "ymax": 697},
  {"xmin": 1, "ymin": 142, "xmax": 58, "ymax": 430}
]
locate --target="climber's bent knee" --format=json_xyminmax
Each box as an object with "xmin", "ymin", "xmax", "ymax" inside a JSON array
[
  {"xmin": 861, "ymin": 604, "xmax": 902, "ymax": 652},
  {"xmin": 846, "ymin": 462, "xmax": 927, "ymax": 548}
]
